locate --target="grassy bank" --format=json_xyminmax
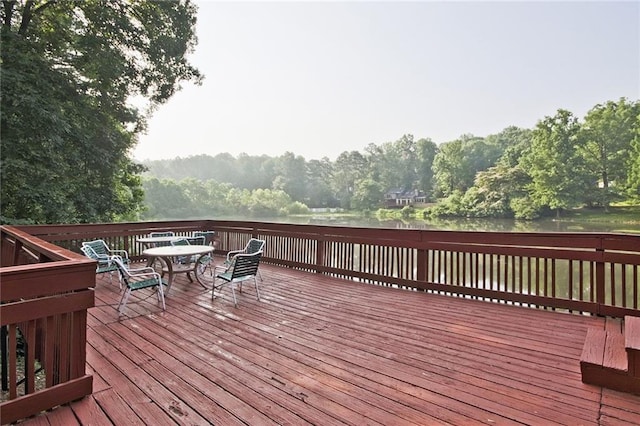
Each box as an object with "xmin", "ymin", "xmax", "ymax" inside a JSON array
[
  {"xmin": 559, "ymin": 205, "xmax": 640, "ymax": 225},
  {"xmin": 375, "ymin": 204, "xmax": 640, "ymax": 225}
]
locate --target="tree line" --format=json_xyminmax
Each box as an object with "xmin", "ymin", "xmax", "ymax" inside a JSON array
[{"xmin": 142, "ymin": 97, "xmax": 640, "ymax": 220}]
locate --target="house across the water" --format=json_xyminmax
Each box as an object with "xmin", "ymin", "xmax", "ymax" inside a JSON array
[{"xmin": 384, "ymin": 188, "xmax": 428, "ymax": 208}]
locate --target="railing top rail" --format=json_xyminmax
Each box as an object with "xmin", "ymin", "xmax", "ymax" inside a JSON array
[
  {"xmin": 206, "ymin": 220, "xmax": 640, "ymax": 252},
  {"xmin": 13, "ymin": 220, "xmax": 640, "ymax": 254},
  {"xmin": 1, "ymin": 225, "xmax": 87, "ymax": 262},
  {"xmin": 13, "ymin": 220, "xmax": 211, "ymax": 239}
]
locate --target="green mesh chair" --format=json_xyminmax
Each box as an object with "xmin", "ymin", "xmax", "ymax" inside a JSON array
[
  {"xmin": 212, "ymin": 251, "xmax": 262, "ymax": 307},
  {"xmin": 81, "ymin": 239, "xmax": 130, "ymax": 287},
  {"xmin": 215, "ymin": 238, "xmax": 265, "ymax": 281},
  {"xmin": 148, "ymin": 231, "xmax": 175, "ymax": 247},
  {"xmin": 193, "ymin": 231, "xmax": 216, "ymax": 246},
  {"xmin": 111, "ymin": 257, "xmax": 167, "ymax": 314}
]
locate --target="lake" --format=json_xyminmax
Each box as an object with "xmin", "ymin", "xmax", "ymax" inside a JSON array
[{"xmin": 235, "ymin": 215, "xmax": 640, "ymax": 234}]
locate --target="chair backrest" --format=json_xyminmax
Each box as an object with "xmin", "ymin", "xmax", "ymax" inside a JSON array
[
  {"xmin": 193, "ymin": 231, "xmax": 215, "ymax": 246},
  {"xmin": 150, "ymin": 231, "xmax": 174, "ymax": 237},
  {"xmin": 245, "ymin": 238, "xmax": 265, "ymax": 255},
  {"xmin": 171, "ymin": 238, "xmax": 191, "ymax": 246},
  {"xmin": 110, "ymin": 255, "xmax": 127, "ymax": 274},
  {"xmin": 230, "ymin": 251, "xmax": 262, "ymax": 280},
  {"xmin": 171, "ymin": 236, "xmax": 205, "ymax": 246},
  {"xmin": 82, "ymin": 240, "xmax": 109, "ymax": 259},
  {"xmin": 110, "ymin": 256, "xmax": 133, "ymax": 285},
  {"xmin": 149, "ymin": 231, "xmax": 175, "ymax": 247},
  {"xmin": 188, "ymin": 236, "xmax": 205, "ymax": 245},
  {"xmin": 80, "ymin": 244, "xmax": 97, "ymax": 260}
]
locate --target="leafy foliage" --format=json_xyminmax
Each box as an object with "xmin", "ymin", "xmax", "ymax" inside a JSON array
[
  {"xmin": 1, "ymin": 0, "xmax": 201, "ymax": 224},
  {"xmin": 141, "ymin": 178, "xmax": 304, "ymax": 220},
  {"xmin": 579, "ymin": 98, "xmax": 640, "ymax": 207},
  {"xmin": 520, "ymin": 109, "xmax": 592, "ymax": 217},
  {"xmin": 433, "ymin": 134, "xmax": 503, "ymax": 197}
]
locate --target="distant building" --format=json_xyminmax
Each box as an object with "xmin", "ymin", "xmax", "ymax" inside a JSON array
[{"xmin": 383, "ymin": 188, "xmax": 427, "ymax": 208}]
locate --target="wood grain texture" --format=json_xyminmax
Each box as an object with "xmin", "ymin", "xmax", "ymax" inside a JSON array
[{"xmin": 14, "ymin": 260, "xmax": 640, "ymax": 425}]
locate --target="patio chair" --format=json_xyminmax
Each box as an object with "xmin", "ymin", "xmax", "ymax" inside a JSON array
[
  {"xmin": 111, "ymin": 257, "xmax": 166, "ymax": 314},
  {"xmin": 148, "ymin": 231, "xmax": 175, "ymax": 247},
  {"xmin": 212, "ymin": 251, "xmax": 262, "ymax": 307},
  {"xmin": 193, "ymin": 231, "xmax": 216, "ymax": 247},
  {"xmin": 216, "ymin": 238, "xmax": 265, "ymax": 281},
  {"xmin": 81, "ymin": 239, "xmax": 130, "ymax": 287}
]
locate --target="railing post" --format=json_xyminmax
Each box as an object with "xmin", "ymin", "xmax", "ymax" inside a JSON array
[
  {"xmin": 417, "ymin": 248, "xmax": 427, "ymax": 283},
  {"xmin": 316, "ymin": 236, "xmax": 325, "ymax": 274},
  {"xmin": 595, "ymin": 246, "xmax": 606, "ymax": 316},
  {"xmin": 1, "ymin": 325, "xmax": 7, "ymax": 391}
]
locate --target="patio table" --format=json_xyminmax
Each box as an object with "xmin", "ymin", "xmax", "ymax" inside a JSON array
[
  {"xmin": 137, "ymin": 235, "xmax": 184, "ymax": 248},
  {"xmin": 143, "ymin": 245, "xmax": 214, "ymax": 291}
]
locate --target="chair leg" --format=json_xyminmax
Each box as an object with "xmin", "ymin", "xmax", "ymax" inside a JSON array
[
  {"xmin": 211, "ymin": 278, "xmax": 223, "ymax": 300},
  {"xmin": 157, "ymin": 284, "xmax": 166, "ymax": 310},
  {"xmin": 254, "ymin": 276, "xmax": 261, "ymax": 301},
  {"xmin": 118, "ymin": 289, "xmax": 131, "ymax": 313},
  {"xmin": 231, "ymin": 283, "xmax": 238, "ymax": 307},
  {"xmin": 116, "ymin": 270, "xmax": 123, "ymax": 289}
]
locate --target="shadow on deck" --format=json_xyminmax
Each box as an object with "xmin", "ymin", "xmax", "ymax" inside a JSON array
[{"xmin": 16, "ymin": 260, "xmax": 640, "ymax": 425}]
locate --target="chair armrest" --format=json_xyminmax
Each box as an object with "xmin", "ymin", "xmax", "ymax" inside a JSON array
[
  {"xmin": 226, "ymin": 249, "xmax": 243, "ymax": 262},
  {"xmin": 109, "ymin": 249, "xmax": 129, "ymax": 259},
  {"xmin": 128, "ymin": 269, "xmax": 162, "ymax": 280},
  {"xmin": 128, "ymin": 266, "xmax": 156, "ymax": 274},
  {"xmin": 107, "ymin": 254, "xmax": 126, "ymax": 264},
  {"xmin": 95, "ymin": 253, "xmax": 112, "ymax": 263},
  {"xmin": 213, "ymin": 264, "xmax": 229, "ymax": 274}
]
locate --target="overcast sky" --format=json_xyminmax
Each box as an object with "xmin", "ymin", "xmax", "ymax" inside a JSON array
[{"xmin": 132, "ymin": 0, "xmax": 640, "ymax": 162}]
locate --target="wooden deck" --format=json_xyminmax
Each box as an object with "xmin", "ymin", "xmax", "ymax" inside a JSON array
[{"xmin": 16, "ymin": 260, "xmax": 640, "ymax": 425}]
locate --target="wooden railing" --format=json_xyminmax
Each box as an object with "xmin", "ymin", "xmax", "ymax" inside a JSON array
[
  {"xmin": 15, "ymin": 220, "xmax": 640, "ymax": 318},
  {"xmin": 0, "ymin": 226, "xmax": 95, "ymax": 424},
  {"xmin": 2, "ymin": 220, "xmax": 638, "ymax": 423},
  {"xmin": 213, "ymin": 221, "xmax": 640, "ymax": 318}
]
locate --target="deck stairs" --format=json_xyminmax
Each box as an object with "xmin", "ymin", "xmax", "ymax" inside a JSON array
[{"xmin": 580, "ymin": 315, "xmax": 640, "ymax": 395}]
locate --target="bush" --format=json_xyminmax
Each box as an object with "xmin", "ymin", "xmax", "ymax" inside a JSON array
[{"xmin": 287, "ymin": 201, "xmax": 310, "ymax": 215}]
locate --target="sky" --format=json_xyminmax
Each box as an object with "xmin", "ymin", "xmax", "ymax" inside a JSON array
[{"xmin": 132, "ymin": 0, "xmax": 640, "ymax": 162}]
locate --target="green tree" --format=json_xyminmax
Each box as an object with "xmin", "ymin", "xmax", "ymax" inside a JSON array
[
  {"xmin": 521, "ymin": 109, "xmax": 591, "ymax": 217},
  {"xmin": 432, "ymin": 138, "xmax": 465, "ymax": 196},
  {"xmin": 272, "ymin": 152, "xmax": 307, "ymax": 202},
  {"xmin": 142, "ymin": 178, "xmax": 193, "ymax": 220},
  {"xmin": 366, "ymin": 135, "xmax": 419, "ymax": 193},
  {"xmin": 457, "ymin": 127, "xmax": 533, "ymax": 218},
  {"xmin": 351, "ymin": 178, "xmax": 384, "ymax": 211},
  {"xmin": 305, "ymin": 158, "xmax": 336, "ymax": 207},
  {"xmin": 1, "ymin": 0, "xmax": 201, "ymax": 223},
  {"xmin": 331, "ymin": 150, "xmax": 368, "ymax": 209},
  {"xmin": 627, "ymin": 112, "xmax": 640, "ymax": 202},
  {"xmin": 236, "ymin": 154, "xmax": 275, "ymax": 190},
  {"xmin": 433, "ymin": 134, "xmax": 500, "ymax": 198},
  {"xmin": 464, "ymin": 163, "xmax": 530, "ymax": 217},
  {"xmin": 416, "ymin": 138, "xmax": 438, "ymax": 199},
  {"xmin": 579, "ymin": 98, "xmax": 640, "ymax": 208},
  {"xmin": 246, "ymin": 189, "xmax": 294, "ymax": 217}
]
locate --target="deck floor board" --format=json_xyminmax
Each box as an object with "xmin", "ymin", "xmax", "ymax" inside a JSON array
[{"xmin": 16, "ymin": 260, "xmax": 640, "ymax": 425}]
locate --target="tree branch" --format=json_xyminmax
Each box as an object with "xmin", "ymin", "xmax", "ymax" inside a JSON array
[
  {"xmin": 2, "ymin": 1, "xmax": 16, "ymax": 28},
  {"xmin": 18, "ymin": 0, "xmax": 56, "ymax": 35}
]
